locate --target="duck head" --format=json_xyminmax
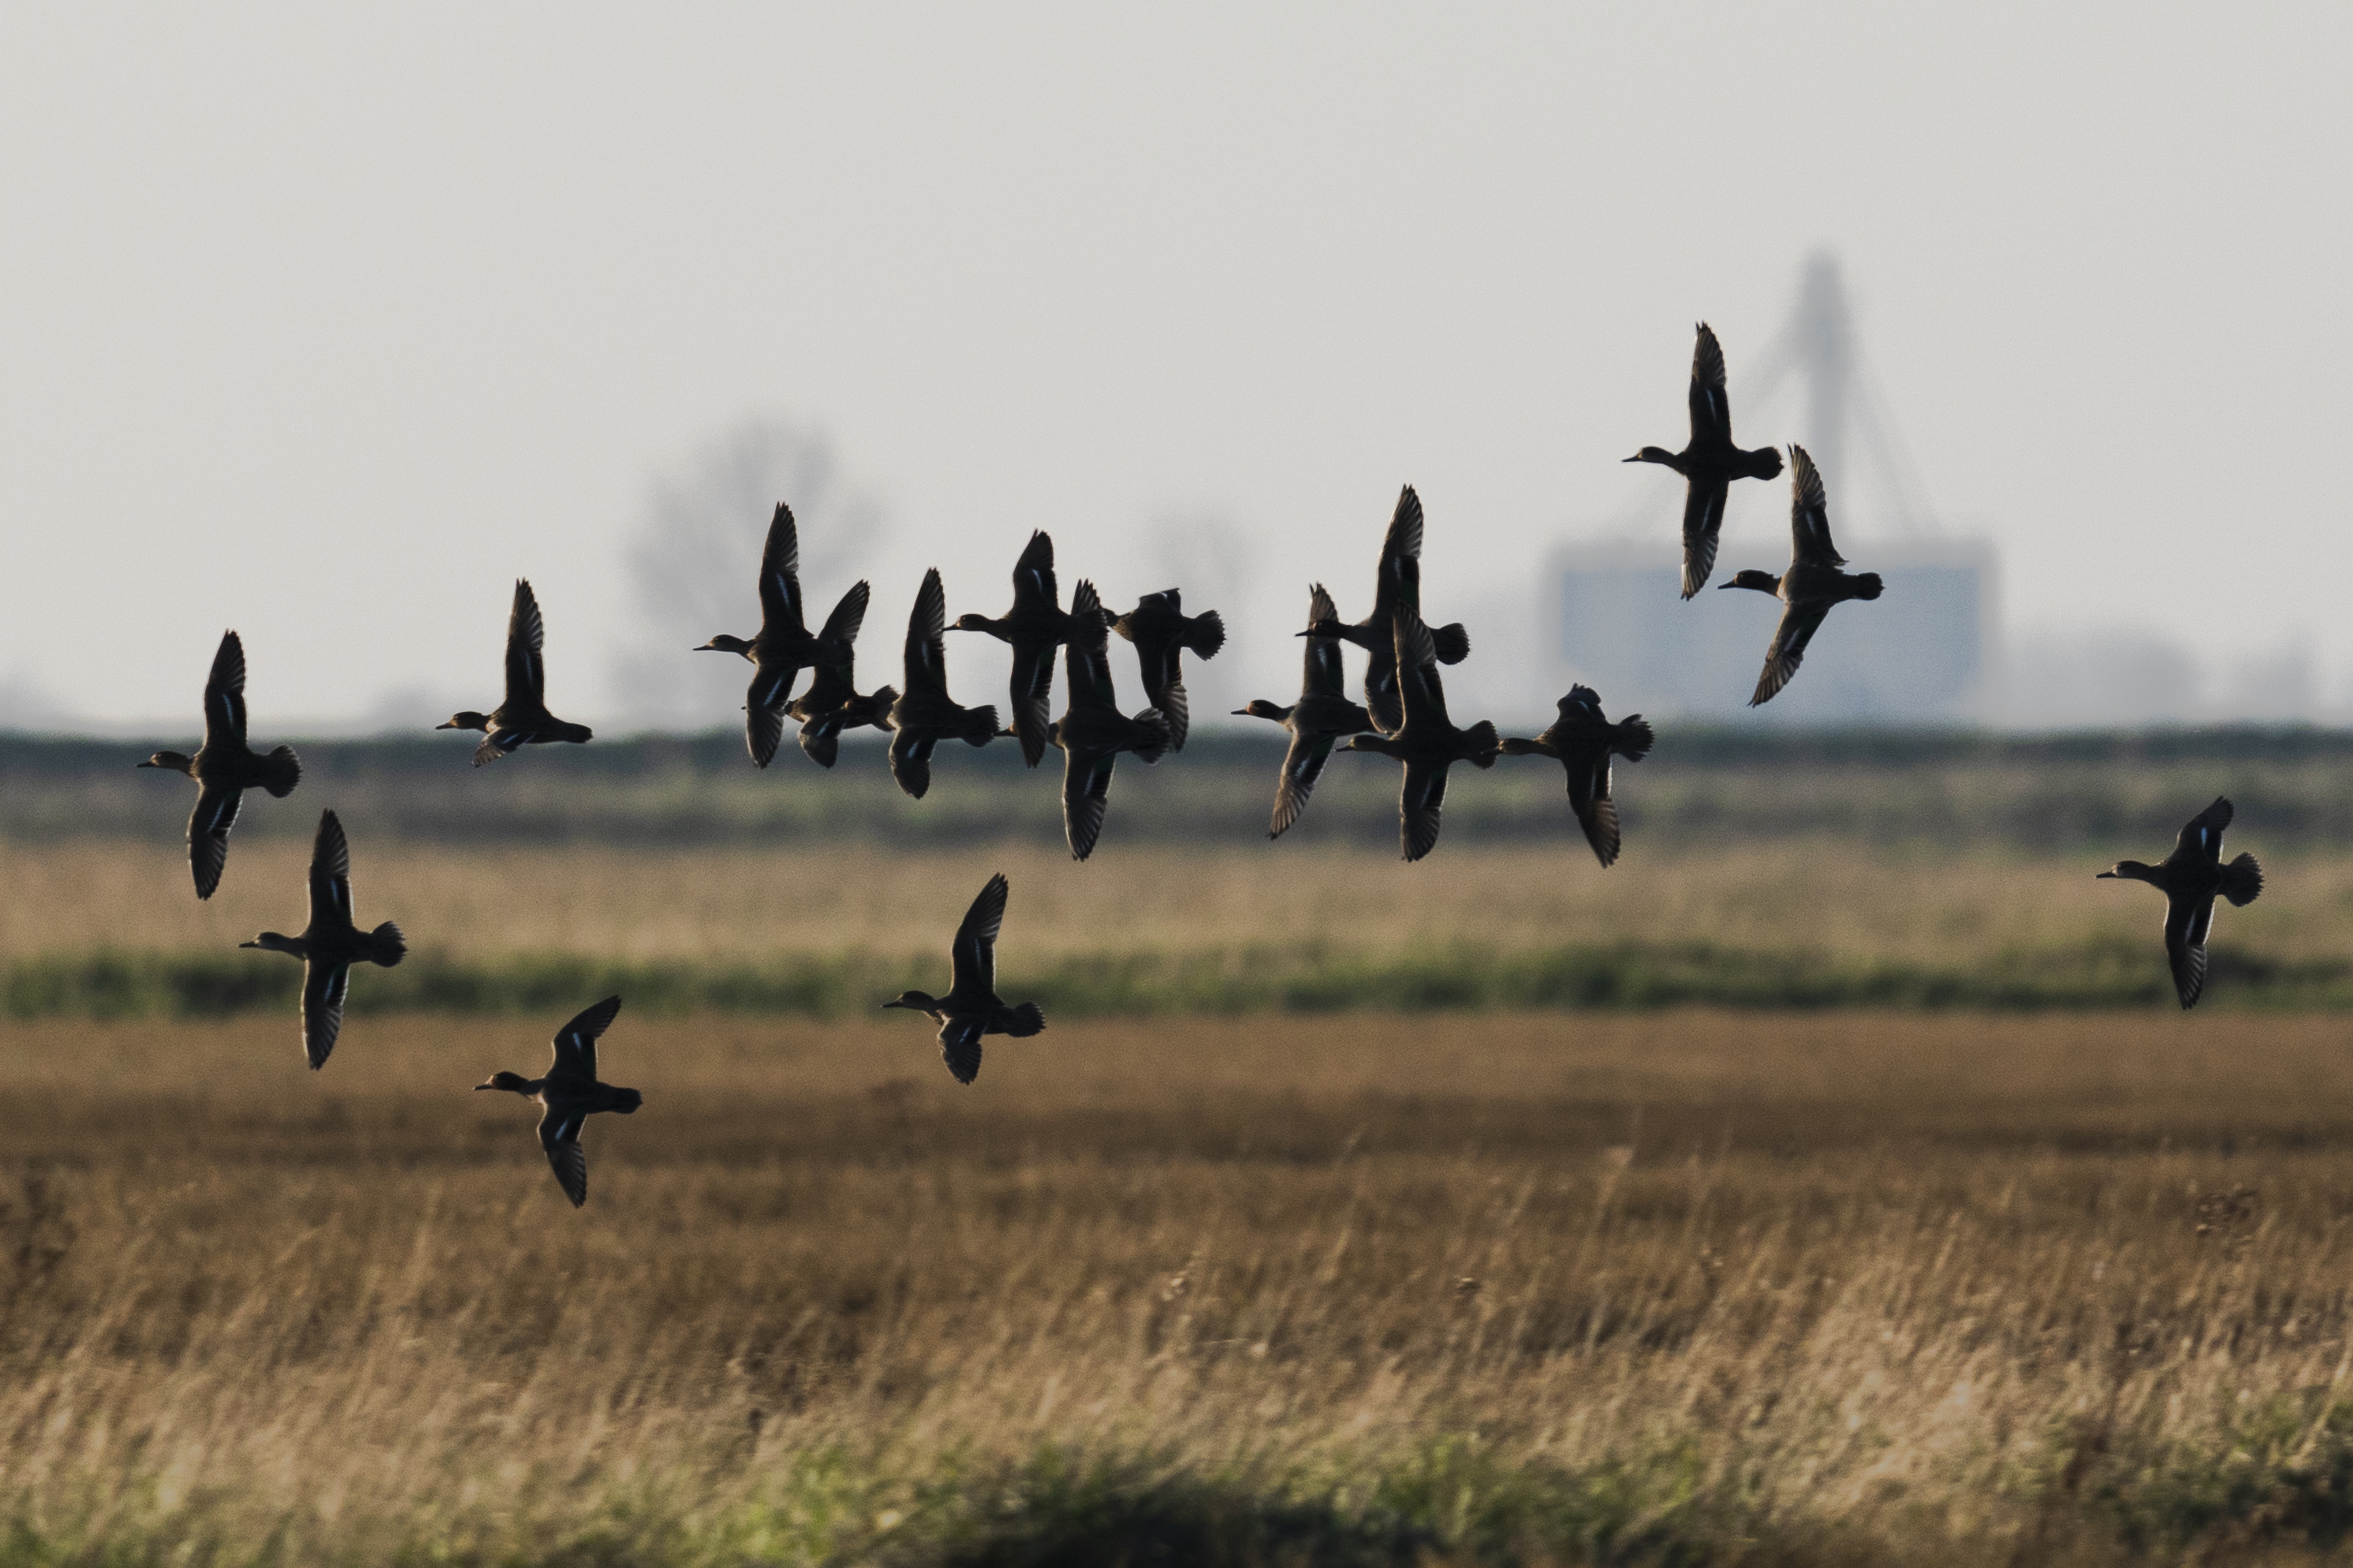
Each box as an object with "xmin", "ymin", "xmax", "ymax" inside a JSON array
[
  {"xmin": 475, "ymin": 1071, "xmax": 535, "ymax": 1094},
  {"xmin": 436, "ymin": 712, "xmax": 490, "ymax": 733},
  {"xmin": 693, "ymin": 633, "xmax": 755, "ymax": 658},
  {"xmin": 136, "ymin": 750, "xmax": 195, "ymax": 774},
  {"xmin": 1232, "ymin": 699, "xmax": 1292, "ymax": 722},
  {"xmin": 1719, "ymin": 570, "xmax": 1782, "ymax": 595},
  {"xmin": 1624, "ymin": 445, "xmax": 1681, "ymax": 467},
  {"xmin": 882, "ymin": 990, "xmax": 940, "ymax": 1013},
  {"xmin": 239, "ymin": 932, "xmax": 305, "ymax": 957},
  {"xmin": 947, "ymin": 614, "xmax": 1001, "ymax": 634},
  {"xmin": 2098, "ymin": 860, "xmax": 2159, "ymax": 885}
]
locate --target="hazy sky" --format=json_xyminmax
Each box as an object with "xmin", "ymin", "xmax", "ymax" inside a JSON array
[{"xmin": 2, "ymin": 6, "xmax": 2347, "ymax": 732}]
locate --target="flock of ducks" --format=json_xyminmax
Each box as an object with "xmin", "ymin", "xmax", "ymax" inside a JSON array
[{"xmin": 127, "ymin": 324, "xmax": 2262, "ymax": 1205}]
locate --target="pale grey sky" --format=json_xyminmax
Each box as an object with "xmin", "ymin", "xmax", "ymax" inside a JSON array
[{"xmin": 2, "ymin": 6, "xmax": 2347, "ymax": 731}]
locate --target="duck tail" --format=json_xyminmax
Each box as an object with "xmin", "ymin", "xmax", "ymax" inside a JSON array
[
  {"xmin": 1183, "ymin": 610, "xmax": 1225, "ymax": 660},
  {"xmin": 1430, "ymin": 622, "xmax": 1472, "ymax": 665},
  {"xmin": 1614, "ymin": 716, "xmax": 1657, "ymax": 763},
  {"xmin": 1001, "ymin": 1000, "xmax": 1046, "ymax": 1037},
  {"xmin": 1740, "ymin": 445, "xmax": 1785, "ymax": 482},
  {"xmin": 1132, "ymin": 707, "xmax": 1173, "ymax": 765},
  {"xmin": 2222, "ymin": 851, "xmax": 2263, "ymax": 907},
  {"xmin": 1462, "ymin": 719, "xmax": 1501, "ymax": 769},
  {"xmin": 369, "ymin": 921, "xmax": 408, "ymax": 967},
  {"xmin": 261, "ymin": 745, "xmax": 302, "ymax": 798},
  {"xmin": 608, "ymin": 1086, "xmax": 645, "ymax": 1115},
  {"xmin": 1847, "ymin": 572, "xmax": 1884, "ymax": 602},
  {"xmin": 961, "ymin": 704, "xmax": 1001, "ymax": 746}
]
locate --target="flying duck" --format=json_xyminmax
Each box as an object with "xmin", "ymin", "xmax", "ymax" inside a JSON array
[
  {"xmin": 438, "ymin": 579, "xmax": 594, "ymax": 764},
  {"xmin": 885, "ymin": 568, "xmax": 1002, "ymax": 799},
  {"xmin": 785, "ymin": 581, "xmax": 896, "ymax": 768},
  {"xmin": 882, "ymin": 872, "xmax": 1045, "ymax": 1084},
  {"xmin": 694, "ymin": 504, "xmax": 868, "ymax": 768},
  {"xmin": 1299, "ymin": 486, "xmax": 1470, "ymax": 733},
  {"xmin": 239, "ymin": 809, "xmax": 408, "ymax": 1069},
  {"xmin": 1047, "ymin": 580, "xmax": 1171, "ymax": 860},
  {"xmin": 138, "ymin": 629, "xmax": 300, "ymax": 899},
  {"xmin": 950, "ymin": 530, "xmax": 1093, "ymax": 767},
  {"xmin": 1493, "ymin": 687, "xmax": 1656, "ymax": 867},
  {"xmin": 1235, "ymin": 584, "xmax": 1377, "ymax": 839},
  {"xmin": 1344, "ymin": 610, "xmax": 1499, "ymax": 862},
  {"xmin": 475, "ymin": 996, "xmax": 643, "ymax": 1207},
  {"xmin": 1719, "ymin": 445, "xmax": 1882, "ymax": 706},
  {"xmin": 1624, "ymin": 322, "xmax": 1784, "ymax": 597},
  {"xmin": 2098, "ymin": 796, "xmax": 2265, "ymax": 1010},
  {"xmin": 1111, "ymin": 589, "xmax": 1224, "ymax": 752}
]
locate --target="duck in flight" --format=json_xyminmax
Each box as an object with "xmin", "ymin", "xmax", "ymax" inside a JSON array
[
  {"xmin": 882, "ymin": 873, "xmax": 1045, "ymax": 1084},
  {"xmin": 785, "ymin": 580, "xmax": 896, "ymax": 768},
  {"xmin": 1625, "ymin": 322, "xmax": 1784, "ymax": 598},
  {"xmin": 438, "ymin": 579, "xmax": 594, "ymax": 765},
  {"xmin": 1112, "ymin": 589, "xmax": 1224, "ymax": 752},
  {"xmin": 951, "ymin": 531, "xmax": 1092, "ymax": 767},
  {"xmin": 138, "ymin": 629, "xmax": 301, "ymax": 899},
  {"xmin": 694, "ymin": 504, "xmax": 867, "ymax": 769},
  {"xmin": 1493, "ymin": 687, "xmax": 1655, "ymax": 867},
  {"xmin": 1300, "ymin": 486, "xmax": 1470, "ymax": 733},
  {"xmin": 2098, "ymin": 796, "xmax": 2264, "ymax": 1010},
  {"xmin": 1047, "ymin": 581, "xmax": 1171, "ymax": 860},
  {"xmin": 239, "ymin": 810, "xmax": 408, "ymax": 1069},
  {"xmin": 886, "ymin": 568, "xmax": 1002, "ymax": 799},
  {"xmin": 1236, "ymin": 584, "xmax": 1376, "ymax": 839},
  {"xmin": 475, "ymin": 996, "xmax": 643, "ymax": 1207},
  {"xmin": 1344, "ymin": 610, "xmax": 1499, "ymax": 862},
  {"xmin": 1719, "ymin": 445, "xmax": 1882, "ymax": 706}
]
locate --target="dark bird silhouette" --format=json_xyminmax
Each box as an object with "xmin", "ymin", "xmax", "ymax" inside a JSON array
[
  {"xmin": 438, "ymin": 579, "xmax": 594, "ymax": 765},
  {"xmin": 2098, "ymin": 797, "xmax": 2265, "ymax": 1010},
  {"xmin": 693, "ymin": 504, "xmax": 868, "ymax": 768},
  {"xmin": 1494, "ymin": 687, "xmax": 1656, "ymax": 867},
  {"xmin": 951, "ymin": 531, "xmax": 1093, "ymax": 767},
  {"xmin": 239, "ymin": 810, "xmax": 408, "ymax": 1069},
  {"xmin": 882, "ymin": 873, "xmax": 1046, "ymax": 1084},
  {"xmin": 1344, "ymin": 610, "xmax": 1500, "ymax": 862},
  {"xmin": 1719, "ymin": 445, "xmax": 1882, "ymax": 706},
  {"xmin": 138, "ymin": 630, "xmax": 300, "ymax": 899},
  {"xmin": 1112, "ymin": 589, "xmax": 1223, "ymax": 752},
  {"xmin": 1236, "ymin": 584, "xmax": 1376, "ymax": 839},
  {"xmin": 783, "ymin": 581, "xmax": 895, "ymax": 767},
  {"xmin": 475, "ymin": 996, "xmax": 643, "ymax": 1208},
  {"xmin": 885, "ymin": 568, "xmax": 1001, "ymax": 799},
  {"xmin": 1299, "ymin": 486, "xmax": 1470, "ymax": 733},
  {"xmin": 1625, "ymin": 322, "xmax": 1785, "ymax": 598},
  {"xmin": 1046, "ymin": 581, "xmax": 1171, "ymax": 860}
]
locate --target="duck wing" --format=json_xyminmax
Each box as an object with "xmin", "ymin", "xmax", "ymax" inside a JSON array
[
  {"xmin": 538, "ymin": 1104, "xmax": 591, "ymax": 1207},
  {"xmin": 1688, "ymin": 322, "xmax": 1729, "ymax": 444},
  {"xmin": 1302, "ymin": 586, "xmax": 1348, "ymax": 698},
  {"xmin": 889, "ymin": 728, "xmax": 934, "ymax": 799},
  {"xmin": 1786, "ymin": 445, "xmax": 1846, "ymax": 569},
  {"xmin": 203, "ymin": 631, "xmax": 248, "ymax": 750},
  {"xmin": 1061, "ymin": 747, "xmax": 1117, "ymax": 861},
  {"xmin": 302, "ymin": 959, "xmax": 351, "ymax": 1070},
  {"xmin": 756, "ymin": 503, "xmax": 808, "ymax": 637},
  {"xmin": 902, "ymin": 568, "xmax": 950, "ymax": 698},
  {"xmin": 950, "ymin": 872, "xmax": 1009, "ymax": 999},
  {"xmin": 1399, "ymin": 755, "xmax": 1450, "ymax": 862},
  {"xmin": 938, "ymin": 1015, "xmax": 985, "ymax": 1085},
  {"xmin": 2164, "ymin": 892, "xmax": 2212, "ymax": 1010},
  {"xmin": 1564, "ymin": 747, "xmax": 1620, "ymax": 868},
  {"xmin": 1009, "ymin": 639, "xmax": 1057, "ymax": 768},
  {"xmin": 1392, "ymin": 612, "xmax": 1450, "ymax": 732},
  {"xmin": 1009, "ymin": 530, "xmax": 1059, "ymax": 616},
  {"xmin": 504, "ymin": 579, "xmax": 547, "ymax": 709},
  {"xmin": 308, "ymin": 810, "xmax": 352, "ymax": 932},
  {"xmin": 472, "ymin": 728, "xmax": 531, "ymax": 767},
  {"xmin": 549, "ymin": 994, "xmax": 623, "ymax": 1082},
  {"xmin": 1062, "ymin": 582, "xmax": 1120, "ymax": 713},
  {"xmin": 815, "ymin": 579, "xmax": 870, "ymax": 661},
  {"xmin": 1271, "ymin": 730, "xmax": 1336, "ymax": 840},
  {"xmin": 187, "ymin": 785, "xmax": 242, "ymax": 899},
  {"xmin": 1680, "ymin": 479, "xmax": 1728, "ymax": 598},
  {"xmin": 2169, "ymin": 796, "xmax": 2235, "ymax": 867},
  {"xmin": 746, "ymin": 695, "xmax": 788, "ymax": 769},
  {"xmin": 1370, "ymin": 486, "xmax": 1424, "ymax": 621},
  {"xmin": 1750, "ymin": 602, "xmax": 1831, "ymax": 708}
]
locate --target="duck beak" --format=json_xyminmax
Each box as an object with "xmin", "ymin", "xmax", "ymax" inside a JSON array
[
  {"xmin": 1716, "ymin": 581, "xmax": 1736, "ymax": 590},
  {"xmin": 237, "ymin": 940, "xmax": 259, "ymax": 949},
  {"xmin": 434, "ymin": 720, "xmax": 457, "ymax": 729},
  {"xmin": 472, "ymin": 1082, "xmax": 495, "ymax": 1090},
  {"xmin": 2095, "ymin": 870, "xmax": 2118, "ymax": 879}
]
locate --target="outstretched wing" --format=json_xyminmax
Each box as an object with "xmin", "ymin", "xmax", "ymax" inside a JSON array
[
  {"xmin": 203, "ymin": 631, "xmax": 248, "ymax": 748},
  {"xmin": 187, "ymin": 786, "xmax": 242, "ymax": 899},
  {"xmin": 1064, "ymin": 582, "xmax": 1120, "ymax": 712},
  {"xmin": 903, "ymin": 568, "xmax": 949, "ymax": 697},
  {"xmin": 1399, "ymin": 756, "xmax": 1450, "ymax": 862},
  {"xmin": 2164, "ymin": 894, "xmax": 2210, "ymax": 1010},
  {"xmin": 302, "ymin": 959, "xmax": 350, "ymax": 1070},
  {"xmin": 539, "ymin": 1106, "xmax": 590, "ymax": 1207},
  {"xmin": 951, "ymin": 873, "xmax": 1009, "ymax": 997},
  {"xmin": 938, "ymin": 1016, "xmax": 985, "ymax": 1086},
  {"xmin": 2172, "ymin": 796, "xmax": 2235, "ymax": 865},
  {"xmin": 1786, "ymin": 445, "xmax": 1845, "ymax": 569},
  {"xmin": 1392, "ymin": 613, "xmax": 1449, "ymax": 731},
  {"xmin": 1302, "ymin": 586, "xmax": 1348, "ymax": 698},
  {"xmin": 757, "ymin": 503, "xmax": 808, "ymax": 636},
  {"xmin": 746, "ymin": 695, "xmax": 788, "ymax": 769},
  {"xmin": 504, "ymin": 580, "xmax": 547, "ymax": 707},
  {"xmin": 1010, "ymin": 531, "xmax": 1058, "ymax": 614},
  {"xmin": 1062, "ymin": 747, "xmax": 1117, "ymax": 861},
  {"xmin": 550, "ymin": 994, "xmax": 623, "ymax": 1082},
  {"xmin": 1271, "ymin": 732, "xmax": 1336, "ymax": 840},
  {"xmin": 1370, "ymin": 486, "xmax": 1424, "ymax": 620},
  {"xmin": 816, "ymin": 579, "xmax": 870, "ymax": 656},
  {"xmin": 1751, "ymin": 602, "xmax": 1832, "ymax": 707},
  {"xmin": 1680, "ymin": 480, "xmax": 1728, "ymax": 598},
  {"xmin": 308, "ymin": 810, "xmax": 352, "ymax": 930},
  {"xmin": 1564, "ymin": 748, "xmax": 1620, "ymax": 868},
  {"xmin": 889, "ymin": 727, "xmax": 934, "ymax": 799},
  {"xmin": 1688, "ymin": 322, "xmax": 1729, "ymax": 443}
]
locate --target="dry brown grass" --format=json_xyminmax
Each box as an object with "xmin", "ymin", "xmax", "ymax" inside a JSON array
[{"xmin": 6, "ymin": 1008, "xmax": 2353, "ymax": 1562}]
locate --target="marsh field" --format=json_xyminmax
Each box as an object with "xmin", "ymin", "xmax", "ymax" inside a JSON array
[{"xmin": 9, "ymin": 729, "xmax": 2353, "ymax": 1565}]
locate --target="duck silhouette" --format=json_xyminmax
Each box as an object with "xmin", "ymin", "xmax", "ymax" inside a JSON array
[
  {"xmin": 1494, "ymin": 687, "xmax": 1655, "ymax": 866},
  {"xmin": 1112, "ymin": 589, "xmax": 1223, "ymax": 752},
  {"xmin": 475, "ymin": 996, "xmax": 643, "ymax": 1207},
  {"xmin": 1047, "ymin": 581, "xmax": 1171, "ymax": 860},
  {"xmin": 695, "ymin": 504, "xmax": 867, "ymax": 768},
  {"xmin": 2098, "ymin": 797, "xmax": 2264, "ymax": 1010},
  {"xmin": 885, "ymin": 568, "xmax": 1001, "ymax": 799},
  {"xmin": 1344, "ymin": 610, "xmax": 1498, "ymax": 861},
  {"xmin": 1300, "ymin": 486, "xmax": 1469, "ymax": 733},
  {"xmin": 240, "ymin": 810, "xmax": 407, "ymax": 1069},
  {"xmin": 1236, "ymin": 585, "xmax": 1376, "ymax": 839},
  {"xmin": 138, "ymin": 629, "xmax": 300, "ymax": 899},
  {"xmin": 783, "ymin": 581, "xmax": 893, "ymax": 767},
  {"xmin": 1719, "ymin": 445, "xmax": 1882, "ymax": 706},
  {"xmin": 882, "ymin": 873, "xmax": 1045, "ymax": 1084},
  {"xmin": 1625, "ymin": 322, "xmax": 1784, "ymax": 597},
  {"xmin": 438, "ymin": 579, "xmax": 594, "ymax": 764},
  {"xmin": 951, "ymin": 531, "xmax": 1093, "ymax": 767}
]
